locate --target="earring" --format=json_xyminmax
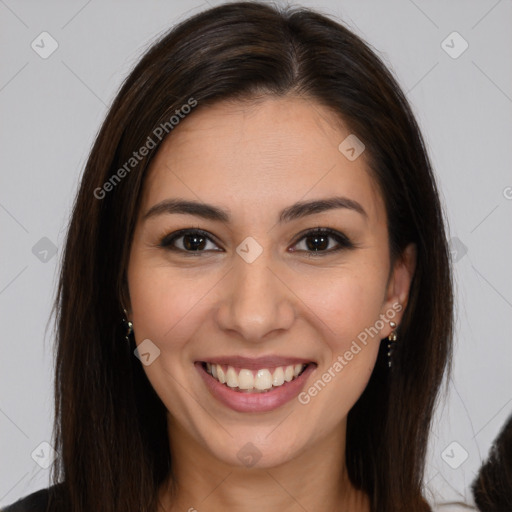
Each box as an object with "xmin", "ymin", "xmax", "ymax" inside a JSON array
[
  {"xmin": 122, "ymin": 308, "xmax": 133, "ymax": 344},
  {"xmin": 387, "ymin": 321, "xmax": 398, "ymax": 368}
]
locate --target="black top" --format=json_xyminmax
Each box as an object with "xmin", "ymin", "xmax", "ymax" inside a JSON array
[{"xmin": 2, "ymin": 485, "xmax": 56, "ymax": 512}]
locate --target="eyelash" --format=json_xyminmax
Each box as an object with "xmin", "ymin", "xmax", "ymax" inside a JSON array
[{"xmin": 158, "ymin": 227, "xmax": 355, "ymax": 256}]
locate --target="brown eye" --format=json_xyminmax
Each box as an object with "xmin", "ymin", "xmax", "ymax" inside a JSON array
[
  {"xmin": 181, "ymin": 233, "xmax": 207, "ymax": 251},
  {"xmin": 160, "ymin": 229, "xmax": 222, "ymax": 253},
  {"xmin": 291, "ymin": 228, "xmax": 354, "ymax": 255}
]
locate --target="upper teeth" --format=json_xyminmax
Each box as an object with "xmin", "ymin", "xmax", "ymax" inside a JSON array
[{"xmin": 205, "ymin": 363, "xmax": 306, "ymax": 392}]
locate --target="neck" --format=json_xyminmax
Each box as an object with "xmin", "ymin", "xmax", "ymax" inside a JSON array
[{"xmin": 158, "ymin": 418, "xmax": 369, "ymax": 512}]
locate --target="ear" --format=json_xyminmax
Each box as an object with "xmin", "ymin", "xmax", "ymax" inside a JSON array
[{"xmin": 380, "ymin": 243, "xmax": 416, "ymax": 337}]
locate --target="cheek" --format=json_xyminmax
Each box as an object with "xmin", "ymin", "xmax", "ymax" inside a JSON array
[
  {"xmin": 296, "ymin": 329, "xmax": 380, "ymax": 426},
  {"xmin": 292, "ymin": 264, "xmax": 386, "ymax": 409},
  {"xmin": 127, "ymin": 257, "xmax": 209, "ymax": 350},
  {"xmin": 126, "ymin": 261, "xmax": 213, "ymax": 418},
  {"xmin": 296, "ymin": 264, "xmax": 387, "ymax": 345}
]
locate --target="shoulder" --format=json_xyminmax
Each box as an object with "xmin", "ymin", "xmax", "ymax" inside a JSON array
[{"xmin": 1, "ymin": 483, "xmax": 64, "ymax": 512}]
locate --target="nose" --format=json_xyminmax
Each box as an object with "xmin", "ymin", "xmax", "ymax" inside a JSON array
[{"xmin": 215, "ymin": 251, "xmax": 296, "ymax": 343}]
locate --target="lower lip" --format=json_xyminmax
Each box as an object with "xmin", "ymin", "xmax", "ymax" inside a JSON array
[{"xmin": 195, "ymin": 362, "xmax": 316, "ymax": 413}]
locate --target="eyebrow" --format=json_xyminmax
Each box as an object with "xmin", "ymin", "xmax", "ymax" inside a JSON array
[{"xmin": 143, "ymin": 196, "xmax": 367, "ymax": 224}]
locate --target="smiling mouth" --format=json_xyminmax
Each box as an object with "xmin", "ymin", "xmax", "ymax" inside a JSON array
[{"xmin": 200, "ymin": 361, "xmax": 313, "ymax": 393}]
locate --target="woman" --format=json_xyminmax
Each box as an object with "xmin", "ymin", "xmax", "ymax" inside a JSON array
[{"xmin": 3, "ymin": 2, "xmax": 453, "ymax": 511}]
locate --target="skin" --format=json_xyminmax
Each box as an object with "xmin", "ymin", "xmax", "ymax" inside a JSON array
[{"xmin": 126, "ymin": 95, "xmax": 416, "ymax": 512}]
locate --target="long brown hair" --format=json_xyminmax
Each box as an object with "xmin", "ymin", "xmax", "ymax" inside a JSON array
[{"xmin": 50, "ymin": 2, "xmax": 453, "ymax": 511}]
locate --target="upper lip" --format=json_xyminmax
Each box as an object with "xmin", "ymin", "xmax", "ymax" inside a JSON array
[{"xmin": 197, "ymin": 356, "xmax": 315, "ymax": 370}]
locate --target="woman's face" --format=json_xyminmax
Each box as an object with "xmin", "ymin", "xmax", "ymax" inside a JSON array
[{"xmin": 127, "ymin": 96, "xmax": 415, "ymax": 469}]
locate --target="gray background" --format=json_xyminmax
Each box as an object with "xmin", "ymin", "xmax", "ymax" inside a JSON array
[{"xmin": 1, "ymin": 0, "xmax": 511, "ymax": 508}]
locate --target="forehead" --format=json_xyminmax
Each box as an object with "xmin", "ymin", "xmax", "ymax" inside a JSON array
[{"xmin": 141, "ymin": 96, "xmax": 384, "ymax": 223}]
